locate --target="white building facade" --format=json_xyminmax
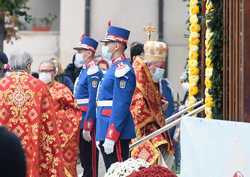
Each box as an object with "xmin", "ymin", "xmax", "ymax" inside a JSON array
[{"xmin": 4, "ymin": 0, "xmax": 189, "ymax": 99}]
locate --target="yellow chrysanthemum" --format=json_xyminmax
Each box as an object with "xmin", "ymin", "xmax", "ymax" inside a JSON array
[
  {"xmin": 188, "ymin": 96, "xmax": 197, "ymax": 106},
  {"xmin": 205, "ymin": 40, "xmax": 213, "ymax": 51},
  {"xmin": 189, "ymin": 51, "xmax": 199, "ymax": 60},
  {"xmin": 205, "ymin": 95, "xmax": 214, "ymax": 107},
  {"xmin": 190, "ymin": 15, "xmax": 199, "ymax": 24},
  {"xmin": 205, "ymin": 88, "xmax": 210, "ymax": 97},
  {"xmin": 206, "ymin": 58, "xmax": 213, "ymax": 67},
  {"xmin": 206, "ymin": 1, "xmax": 214, "ymax": 12},
  {"xmin": 190, "ymin": 0, "xmax": 198, "ymax": 6},
  {"xmin": 189, "ymin": 44, "xmax": 199, "ymax": 52},
  {"xmin": 205, "ymin": 107, "xmax": 212, "ymax": 118},
  {"xmin": 205, "ymin": 49, "xmax": 212, "ymax": 57},
  {"xmin": 190, "ymin": 23, "xmax": 201, "ymax": 33},
  {"xmin": 189, "ymin": 75, "xmax": 199, "ymax": 85},
  {"xmin": 205, "ymin": 78, "xmax": 212, "ymax": 89},
  {"xmin": 189, "ymin": 67, "xmax": 200, "ymax": 75},
  {"xmin": 190, "ymin": 5, "xmax": 200, "ymax": 15},
  {"xmin": 189, "ymin": 85, "xmax": 199, "ymax": 96},
  {"xmin": 205, "ymin": 29, "xmax": 213, "ymax": 40},
  {"xmin": 189, "ymin": 37, "xmax": 200, "ymax": 45},
  {"xmin": 189, "ymin": 59, "xmax": 198, "ymax": 68}
]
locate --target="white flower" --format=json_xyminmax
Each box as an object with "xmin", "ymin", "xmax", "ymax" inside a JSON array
[
  {"xmin": 190, "ymin": 15, "xmax": 199, "ymax": 23},
  {"xmin": 205, "ymin": 88, "xmax": 211, "ymax": 97},
  {"xmin": 205, "ymin": 67, "xmax": 213, "ymax": 78},
  {"xmin": 190, "ymin": 32, "xmax": 200, "ymax": 38},
  {"xmin": 206, "ymin": 28, "xmax": 214, "ymax": 41},
  {"xmin": 190, "ymin": 45, "xmax": 199, "ymax": 52},
  {"xmin": 104, "ymin": 158, "xmax": 150, "ymax": 177}
]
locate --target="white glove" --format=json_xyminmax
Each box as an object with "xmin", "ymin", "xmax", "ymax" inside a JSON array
[
  {"xmin": 82, "ymin": 130, "xmax": 92, "ymax": 142},
  {"xmin": 96, "ymin": 141, "xmax": 100, "ymax": 151},
  {"xmin": 103, "ymin": 138, "xmax": 115, "ymax": 154},
  {"xmin": 173, "ymin": 127, "xmax": 180, "ymax": 142}
]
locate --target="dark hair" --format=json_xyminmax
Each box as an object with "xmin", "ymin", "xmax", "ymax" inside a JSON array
[
  {"xmin": 0, "ymin": 52, "xmax": 8, "ymax": 65},
  {"xmin": 31, "ymin": 72, "xmax": 39, "ymax": 79},
  {"xmin": 97, "ymin": 59, "xmax": 109, "ymax": 69},
  {"xmin": 130, "ymin": 42, "xmax": 144, "ymax": 64},
  {"xmin": 0, "ymin": 126, "xmax": 26, "ymax": 177}
]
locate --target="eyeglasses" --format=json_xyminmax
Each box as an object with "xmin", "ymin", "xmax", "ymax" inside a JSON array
[{"xmin": 39, "ymin": 69, "xmax": 55, "ymax": 73}]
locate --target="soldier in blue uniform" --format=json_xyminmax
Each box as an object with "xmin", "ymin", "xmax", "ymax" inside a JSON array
[
  {"xmin": 96, "ymin": 25, "xmax": 136, "ymax": 170},
  {"xmin": 74, "ymin": 36, "xmax": 102, "ymax": 177}
]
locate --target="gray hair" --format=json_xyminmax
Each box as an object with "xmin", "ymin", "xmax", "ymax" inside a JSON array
[
  {"xmin": 9, "ymin": 50, "xmax": 33, "ymax": 71},
  {"xmin": 39, "ymin": 60, "xmax": 56, "ymax": 71}
]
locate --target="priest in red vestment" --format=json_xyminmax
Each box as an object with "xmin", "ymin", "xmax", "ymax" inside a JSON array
[
  {"xmin": 0, "ymin": 51, "xmax": 64, "ymax": 177},
  {"xmin": 130, "ymin": 41, "xmax": 174, "ymax": 167},
  {"xmin": 39, "ymin": 60, "xmax": 81, "ymax": 177}
]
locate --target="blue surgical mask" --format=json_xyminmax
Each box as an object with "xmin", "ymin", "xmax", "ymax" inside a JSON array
[
  {"xmin": 102, "ymin": 46, "xmax": 112, "ymax": 61},
  {"xmin": 152, "ymin": 67, "xmax": 165, "ymax": 82}
]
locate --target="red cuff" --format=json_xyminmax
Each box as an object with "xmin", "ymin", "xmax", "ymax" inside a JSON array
[
  {"xmin": 106, "ymin": 123, "xmax": 120, "ymax": 142},
  {"xmin": 83, "ymin": 119, "xmax": 94, "ymax": 131},
  {"xmin": 80, "ymin": 105, "xmax": 88, "ymax": 112},
  {"xmin": 101, "ymin": 109, "xmax": 112, "ymax": 117}
]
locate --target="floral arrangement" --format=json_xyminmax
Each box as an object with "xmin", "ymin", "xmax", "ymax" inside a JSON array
[
  {"xmin": 128, "ymin": 165, "xmax": 177, "ymax": 177},
  {"xmin": 205, "ymin": 0, "xmax": 223, "ymax": 119},
  {"xmin": 104, "ymin": 158, "xmax": 150, "ymax": 177},
  {"xmin": 188, "ymin": 0, "xmax": 201, "ymax": 107}
]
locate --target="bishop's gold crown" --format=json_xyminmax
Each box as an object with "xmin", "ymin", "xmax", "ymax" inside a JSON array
[{"xmin": 144, "ymin": 41, "xmax": 168, "ymax": 62}]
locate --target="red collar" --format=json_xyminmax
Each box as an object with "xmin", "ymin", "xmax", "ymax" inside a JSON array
[
  {"xmin": 112, "ymin": 54, "xmax": 126, "ymax": 64},
  {"xmin": 86, "ymin": 60, "xmax": 95, "ymax": 68}
]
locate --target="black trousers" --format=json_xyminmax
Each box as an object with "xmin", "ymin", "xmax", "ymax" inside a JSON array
[
  {"xmin": 99, "ymin": 139, "xmax": 130, "ymax": 170},
  {"xmin": 79, "ymin": 129, "xmax": 99, "ymax": 177}
]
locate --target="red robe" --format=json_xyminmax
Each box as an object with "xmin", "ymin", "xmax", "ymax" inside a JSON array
[
  {"xmin": 0, "ymin": 71, "xmax": 64, "ymax": 177},
  {"xmin": 130, "ymin": 57, "xmax": 173, "ymax": 165},
  {"xmin": 48, "ymin": 82, "xmax": 81, "ymax": 177}
]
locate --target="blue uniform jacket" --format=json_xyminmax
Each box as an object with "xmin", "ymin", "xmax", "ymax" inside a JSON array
[
  {"xmin": 96, "ymin": 58, "xmax": 136, "ymax": 142},
  {"xmin": 74, "ymin": 64, "xmax": 103, "ymax": 130}
]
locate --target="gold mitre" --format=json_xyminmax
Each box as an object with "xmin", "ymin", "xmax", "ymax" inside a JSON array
[
  {"xmin": 144, "ymin": 41, "xmax": 168, "ymax": 62},
  {"xmin": 143, "ymin": 25, "xmax": 168, "ymax": 62}
]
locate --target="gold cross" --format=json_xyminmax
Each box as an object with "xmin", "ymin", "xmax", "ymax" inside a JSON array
[{"xmin": 144, "ymin": 25, "xmax": 157, "ymax": 40}]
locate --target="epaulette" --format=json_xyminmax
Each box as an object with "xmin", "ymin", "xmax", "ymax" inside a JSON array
[
  {"xmin": 115, "ymin": 62, "xmax": 130, "ymax": 78},
  {"xmin": 87, "ymin": 65, "xmax": 99, "ymax": 75}
]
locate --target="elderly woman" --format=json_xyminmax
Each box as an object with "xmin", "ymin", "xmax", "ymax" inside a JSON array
[
  {"xmin": 0, "ymin": 50, "xmax": 63, "ymax": 177},
  {"xmin": 39, "ymin": 60, "xmax": 81, "ymax": 177}
]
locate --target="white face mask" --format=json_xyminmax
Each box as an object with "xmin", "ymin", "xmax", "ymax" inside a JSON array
[
  {"xmin": 181, "ymin": 82, "xmax": 189, "ymax": 92},
  {"xmin": 74, "ymin": 53, "xmax": 85, "ymax": 68},
  {"xmin": 101, "ymin": 46, "xmax": 113, "ymax": 61},
  {"xmin": 101, "ymin": 69, "xmax": 107, "ymax": 74},
  {"xmin": 152, "ymin": 67, "xmax": 165, "ymax": 82},
  {"xmin": 39, "ymin": 72, "xmax": 52, "ymax": 84}
]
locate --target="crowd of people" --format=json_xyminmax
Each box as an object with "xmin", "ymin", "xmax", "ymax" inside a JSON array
[{"xmin": 0, "ymin": 25, "xmax": 186, "ymax": 177}]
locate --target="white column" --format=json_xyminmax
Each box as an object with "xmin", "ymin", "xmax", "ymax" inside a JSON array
[
  {"xmin": 59, "ymin": 0, "xmax": 85, "ymax": 68},
  {"xmin": 165, "ymin": 0, "xmax": 189, "ymax": 100}
]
